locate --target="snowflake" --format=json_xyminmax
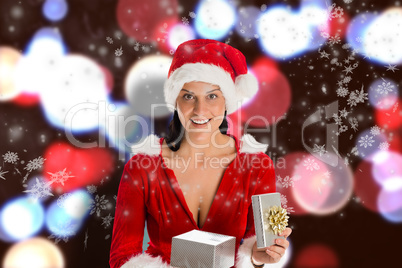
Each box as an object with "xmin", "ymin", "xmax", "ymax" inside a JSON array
[
  {"xmin": 328, "ymin": 35, "xmax": 341, "ymax": 45},
  {"xmin": 349, "ymin": 117, "xmax": 358, "ymax": 132},
  {"xmin": 188, "ymin": 11, "xmax": 196, "ymax": 18},
  {"xmin": 133, "ymin": 45, "xmax": 139, "ymax": 51},
  {"xmin": 57, "ymin": 193, "xmax": 73, "ymax": 208},
  {"xmin": 106, "ymin": 36, "xmax": 113, "ymax": 44},
  {"xmin": 89, "ymin": 194, "xmax": 109, "ymax": 217},
  {"xmin": 115, "ymin": 46, "xmax": 123, "ymax": 56},
  {"xmin": 24, "ymin": 156, "xmax": 46, "ymax": 172},
  {"xmin": 379, "ymin": 142, "xmax": 390, "ymax": 150},
  {"xmin": 101, "ymin": 213, "xmax": 114, "ymax": 229},
  {"xmin": 343, "ymin": 65, "xmax": 355, "ymax": 74},
  {"xmin": 358, "ymin": 135, "xmax": 374, "ymax": 148},
  {"xmin": 385, "ymin": 64, "xmax": 399, "ymax": 73},
  {"xmin": 347, "ymin": 85, "xmax": 368, "ymax": 107},
  {"xmin": 370, "ymin": 125, "xmax": 381, "ymax": 136},
  {"xmin": 141, "ymin": 45, "xmax": 148, "ymax": 52},
  {"xmin": 280, "ymin": 194, "xmax": 294, "ymax": 214},
  {"xmin": 313, "ymin": 144, "xmax": 326, "ymax": 156},
  {"xmin": 0, "ymin": 167, "xmax": 8, "ymax": 180},
  {"xmin": 3, "ymin": 151, "xmax": 19, "ymax": 164},
  {"xmin": 24, "ymin": 177, "xmax": 54, "ymax": 200},
  {"xmin": 376, "ymin": 79, "xmax": 394, "ymax": 95},
  {"xmin": 277, "ymin": 175, "xmax": 300, "ymax": 188},
  {"xmin": 318, "ymin": 49, "xmax": 330, "ymax": 59},
  {"xmin": 324, "ymin": 171, "xmax": 331, "ymax": 178},
  {"xmin": 331, "ymin": 7, "xmax": 344, "ymax": 18},
  {"xmin": 48, "ymin": 220, "xmax": 77, "ymax": 244},
  {"xmin": 303, "ymin": 158, "xmax": 320, "ymax": 171},
  {"xmin": 339, "ymin": 124, "xmax": 348, "ymax": 133},
  {"xmin": 351, "ymin": 146, "xmax": 359, "ymax": 156},
  {"xmin": 86, "ymin": 184, "xmax": 97, "ymax": 194},
  {"xmin": 339, "ymin": 108, "xmax": 349, "ymax": 118},
  {"xmin": 332, "ymin": 113, "xmax": 343, "ymax": 125},
  {"xmin": 47, "ymin": 168, "xmax": 74, "ymax": 186},
  {"xmin": 336, "ymin": 86, "xmax": 349, "ymax": 97},
  {"xmin": 181, "ymin": 17, "xmax": 189, "ymax": 26},
  {"xmin": 343, "ymin": 0, "xmax": 353, "ymax": 4},
  {"xmin": 343, "ymin": 76, "xmax": 352, "ymax": 84}
]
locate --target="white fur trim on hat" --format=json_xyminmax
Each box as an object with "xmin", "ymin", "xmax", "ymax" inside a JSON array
[
  {"xmin": 235, "ymin": 73, "xmax": 259, "ymax": 99},
  {"xmin": 235, "ymin": 235, "xmax": 258, "ymax": 268},
  {"xmin": 239, "ymin": 134, "xmax": 269, "ymax": 154},
  {"xmin": 164, "ymin": 62, "xmax": 244, "ymax": 115},
  {"xmin": 120, "ymin": 252, "xmax": 171, "ymax": 268},
  {"xmin": 130, "ymin": 134, "xmax": 161, "ymax": 156}
]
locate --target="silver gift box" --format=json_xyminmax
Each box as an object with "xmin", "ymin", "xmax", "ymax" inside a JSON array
[
  {"xmin": 252, "ymin": 192, "xmax": 284, "ymax": 249},
  {"xmin": 170, "ymin": 229, "xmax": 236, "ymax": 268}
]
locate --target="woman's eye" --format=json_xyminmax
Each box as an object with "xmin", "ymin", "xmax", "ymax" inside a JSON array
[
  {"xmin": 209, "ymin": 94, "xmax": 217, "ymax": 99},
  {"xmin": 183, "ymin": 94, "xmax": 193, "ymax": 100}
]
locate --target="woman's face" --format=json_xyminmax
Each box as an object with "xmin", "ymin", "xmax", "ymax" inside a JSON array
[{"xmin": 176, "ymin": 81, "xmax": 226, "ymax": 139}]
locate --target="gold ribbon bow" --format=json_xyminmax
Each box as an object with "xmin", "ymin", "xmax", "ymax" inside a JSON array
[{"xmin": 263, "ymin": 205, "xmax": 289, "ymax": 235}]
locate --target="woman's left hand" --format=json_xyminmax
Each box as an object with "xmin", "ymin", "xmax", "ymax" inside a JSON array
[{"xmin": 251, "ymin": 227, "xmax": 292, "ymax": 264}]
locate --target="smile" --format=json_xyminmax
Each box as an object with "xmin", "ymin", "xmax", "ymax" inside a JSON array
[{"xmin": 190, "ymin": 118, "xmax": 211, "ymax": 125}]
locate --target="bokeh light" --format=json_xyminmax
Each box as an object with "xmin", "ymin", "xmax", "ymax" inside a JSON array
[
  {"xmin": 0, "ymin": 46, "xmax": 22, "ymax": 101},
  {"xmin": 368, "ymin": 78, "xmax": 398, "ymax": 110},
  {"xmin": 2, "ymin": 237, "xmax": 64, "ymax": 268},
  {"xmin": 235, "ymin": 6, "xmax": 260, "ymax": 39},
  {"xmin": 194, "ymin": 0, "xmax": 236, "ymax": 40},
  {"xmin": 294, "ymin": 243, "xmax": 339, "ymax": 268},
  {"xmin": 0, "ymin": 196, "xmax": 45, "ymax": 242},
  {"xmin": 42, "ymin": 0, "xmax": 68, "ymax": 22}
]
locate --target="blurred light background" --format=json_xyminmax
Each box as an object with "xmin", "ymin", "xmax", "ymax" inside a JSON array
[{"xmin": 0, "ymin": 0, "xmax": 401, "ymax": 267}]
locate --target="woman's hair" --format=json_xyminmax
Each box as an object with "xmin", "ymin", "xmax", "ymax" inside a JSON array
[{"xmin": 164, "ymin": 110, "xmax": 228, "ymax": 152}]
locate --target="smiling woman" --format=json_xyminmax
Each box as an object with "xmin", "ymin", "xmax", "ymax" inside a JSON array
[{"xmin": 109, "ymin": 39, "xmax": 291, "ymax": 268}]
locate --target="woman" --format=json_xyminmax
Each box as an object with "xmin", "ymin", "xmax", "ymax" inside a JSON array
[{"xmin": 109, "ymin": 39, "xmax": 292, "ymax": 268}]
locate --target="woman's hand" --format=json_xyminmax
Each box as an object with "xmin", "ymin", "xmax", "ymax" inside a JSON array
[{"xmin": 251, "ymin": 227, "xmax": 292, "ymax": 265}]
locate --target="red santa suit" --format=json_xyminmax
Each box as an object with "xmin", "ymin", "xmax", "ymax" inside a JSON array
[{"xmin": 109, "ymin": 133, "xmax": 276, "ymax": 268}]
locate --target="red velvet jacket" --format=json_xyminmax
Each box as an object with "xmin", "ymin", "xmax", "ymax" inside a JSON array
[{"xmin": 109, "ymin": 133, "xmax": 276, "ymax": 268}]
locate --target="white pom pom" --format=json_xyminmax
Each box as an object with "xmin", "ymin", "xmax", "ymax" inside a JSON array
[{"xmin": 235, "ymin": 73, "xmax": 259, "ymax": 99}]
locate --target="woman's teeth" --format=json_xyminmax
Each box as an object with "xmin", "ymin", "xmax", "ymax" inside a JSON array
[{"xmin": 191, "ymin": 119, "xmax": 210, "ymax": 124}]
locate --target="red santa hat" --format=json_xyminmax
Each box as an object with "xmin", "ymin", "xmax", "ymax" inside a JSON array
[{"xmin": 163, "ymin": 39, "xmax": 259, "ymax": 115}]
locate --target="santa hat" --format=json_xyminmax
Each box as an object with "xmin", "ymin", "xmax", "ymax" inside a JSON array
[{"xmin": 163, "ymin": 39, "xmax": 259, "ymax": 115}]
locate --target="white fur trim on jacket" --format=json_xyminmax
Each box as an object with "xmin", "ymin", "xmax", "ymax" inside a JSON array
[
  {"xmin": 130, "ymin": 134, "xmax": 161, "ymax": 156},
  {"xmin": 120, "ymin": 252, "xmax": 171, "ymax": 268},
  {"xmin": 239, "ymin": 134, "xmax": 269, "ymax": 154},
  {"xmin": 235, "ymin": 235, "xmax": 257, "ymax": 268},
  {"xmin": 164, "ymin": 62, "xmax": 252, "ymax": 115}
]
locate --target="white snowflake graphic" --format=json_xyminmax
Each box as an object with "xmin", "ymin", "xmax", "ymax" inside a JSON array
[
  {"xmin": 0, "ymin": 167, "xmax": 8, "ymax": 180},
  {"xmin": 350, "ymin": 146, "xmax": 359, "ymax": 156},
  {"xmin": 101, "ymin": 213, "xmax": 114, "ymax": 229},
  {"xmin": 3, "ymin": 151, "xmax": 19, "ymax": 164},
  {"xmin": 86, "ymin": 184, "xmax": 97, "ymax": 194},
  {"xmin": 24, "ymin": 156, "xmax": 46, "ymax": 172},
  {"xmin": 106, "ymin": 36, "xmax": 113, "ymax": 44},
  {"xmin": 280, "ymin": 194, "xmax": 294, "ymax": 214},
  {"xmin": 376, "ymin": 79, "xmax": 394, "ymax": 95},
  {"xmin": 343, "ymin": 0, "xmax": 353, "ymax": 4},
  {"xmin": 332, "ymin": 113, "xmax": 343, "ymax": 125},
  {"xmin": 379, "ymin": 142, "xmax": 390, "ymax": 151},
  {"xmin": 336, "ymin": 86, "xmax": 349, "ymax": 97},
  {"xmin": 328, "ymin": 35, "xmax": 341, "ymax": 45},
  {"xmin": 48, "ymin": 220, "xmax": 77, "ymax": 244},
  {"xmin": 24, "ymin": 177, "xmax": 54, "ymax": 200},
  {"xmin": 181, "ymin": 17, "xmax": 189, "ymax": 26},
  {"xmin": 89, "ymin": 194, "xmax": 109, "ymax": 217},
  {"xmin": 370, "ymin": 125, "xmax": 381, "ymax": 136},
  {"xmin": 347, "ymin": 85, "xmax": 368, "ymax": 107},
  {"xmin": 349, "ymin": 117, "xmax": 359, "ymax": 132},
  {"xmin": 385, "ymin": 64, "xmax": 399, "ymax": 73},
  {"xmin": 313, "ymin": 144, "xmax": 326, "ymax": 156},
  {"xmin": 277, "ymin": 175, "xmax": 300, "ymax": 188},
  {"xmin": 303, "ymin": 158, "xmax": 320, "ymax": 171},
  {"xmin": 188, "ymin": 11, "xmax": 196, "ymax": 18},
  {"xmin": 47, "ymin": 168, "xmax": 74, "ymax": 186},
  {"xmin": 339, "ymin": 108, "xmax": 349, "ymax": 118},
  {"xmin": 115, "ymin": 46, "xmax": 123, "ymax": 56},
  {"xmin": 330, "ymin": 7, "xmax": 344, "ymax": 19},
  {"xmin": 358, "ymin": 135, "xmax": 374, "ymax": 148},
  {"xmin": 343, "ymin": 76, "xmax": 352, "ymax": 84}
]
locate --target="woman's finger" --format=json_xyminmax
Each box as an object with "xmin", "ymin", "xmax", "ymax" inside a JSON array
[
  {"xmin": 280, "ymin": 227, "xmax": 292, "ymax": 238},
  {"xmin": 266, "ymin": 247, "xmax": 284, "ymax": 262},
  {"xmin": 274, "ymin": 238, "xmax": 289, "ymax": 249}
]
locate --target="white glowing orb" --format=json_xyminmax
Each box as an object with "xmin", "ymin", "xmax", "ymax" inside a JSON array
[
  {"xmin": 2, "ymin": 237, "xmax": 64, "ymax": 268},
  {"xmin": 125, "ymin": 55, "xmax": 172, "ymax": 117},
  {"xmin": 194, "ymin": 0, "xmax": 236, "ymax": 40},
  {"xmin": 0, "ymin": 46, "xmax": 22, "ymax": 101},
  {"xmin": 257, "ymin": 6, "xmax": 311, "ymax": 59},
  {"xmin": 363, "ymin": 8, "xmax": 402, "ymax": 64},
  {"xmin": 168, "ymin": 23, "xmax": 195, "ymax": 50},
  {"xmin": 40, "ymin": 54, "xmax": 108, "ymax": 132}
]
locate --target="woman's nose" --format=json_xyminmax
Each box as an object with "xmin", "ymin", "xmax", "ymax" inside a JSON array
[{"xmin": 194, "ymin": 99, "xmax": 208, "ymax": 114}]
